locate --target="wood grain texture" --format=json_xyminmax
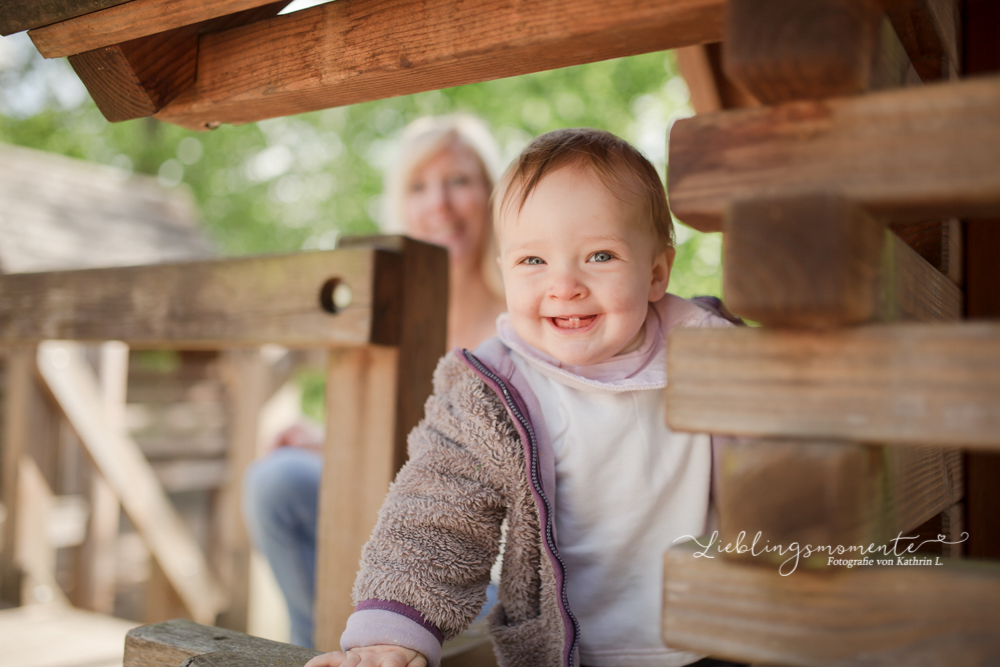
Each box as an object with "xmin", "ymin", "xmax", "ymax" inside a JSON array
[
  {"xmin": 723, "ymin": 193, "xmax": 962, "ymax": 327},
  {"xmin": 38, "ymin": 342, "xmax": 226, "ymax": 625},
  {"xmin": 717, "ymin": 440, "xmax": 964, "ymax": 562},
  {"xmin": 888, "ymin": 218, "xmax": 963, "ymax": 285},
  {"xmin": 665, "ymin": 324, "xmax": 1000, "ymax": 448},
  {"xmin": 155, "ymin": 0, "xmax": 727, "ymax": 130},
  {"xmin": 0, "ymin": 0, "xmax": 133, "ymax": 36},
  {"xmin": 676, "ymin": 43, "xmax": 762, "ymax": 114},
  {"xmin": 662, "ymin": 542, "xmax": 1000, "ymax": 666},
  {"xmin": 68, "ymin": 27, "xmax": 197, "ymax": 122},
  {"xmin": 314, "ymin": 346, "xmax": 400, "ymax": 651},
  {"xmin": 0, "ymin": 248, "xmax": 384, "ymax": 348},
  {"xmin": 31, "ymin": 0, "xmax": 287, "ymax": 57},
  {"xmin": 724, "ymin": 0, "xmax": 919, "ymax": 105},
  {"xmin": 667, "ymin": 75, "xmax": 1000, "ymax": 232},
  {"xmin": 881, "ymin": 0, "xmax": 959, "ymax": 80},
  {"xmin": 124, "ymin": 619, "xmax": 320, "ymax": 667},
  {"xmin": 65, "ymin": 2, "xmax": 290, "ymax": 123}
]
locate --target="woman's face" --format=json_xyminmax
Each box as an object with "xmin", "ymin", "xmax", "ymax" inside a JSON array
[{"xmin": 404, "ymin": 141, "xmax": 491, "ymax": 262}]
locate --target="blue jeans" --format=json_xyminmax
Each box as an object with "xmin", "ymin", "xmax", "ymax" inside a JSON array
[{"xmin": 242, "ymin": 447, "xmax": 498, "ymax": 649}]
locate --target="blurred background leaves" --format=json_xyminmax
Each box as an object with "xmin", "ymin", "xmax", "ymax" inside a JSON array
[{"xmin": 0, "ymin": 31, "xmax": 721, "ymax": 299}]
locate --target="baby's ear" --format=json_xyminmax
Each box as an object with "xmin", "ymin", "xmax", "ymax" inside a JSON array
[{"xmin": 648, "ymin": 246, "xmax": 675, "ymax": 301}]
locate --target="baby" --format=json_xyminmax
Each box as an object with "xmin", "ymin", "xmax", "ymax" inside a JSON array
[{"xmin": 307, "ymin": 129, "xmax": 734, "ymax": 667}]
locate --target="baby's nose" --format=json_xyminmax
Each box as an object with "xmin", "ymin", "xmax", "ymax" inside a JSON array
[{"xmin": 549, "ymin": 273, "xmax": 588, "ymax": 300}]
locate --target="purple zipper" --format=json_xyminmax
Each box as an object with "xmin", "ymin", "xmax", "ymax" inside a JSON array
[{"xmin": 460, "ymin": 349, "xmax": 580, "ymax": 667}]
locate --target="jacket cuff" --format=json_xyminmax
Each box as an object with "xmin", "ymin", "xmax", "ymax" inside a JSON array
[{"xmin": 340, "ymin": 601, "xmax": 444, "ymax": 667}]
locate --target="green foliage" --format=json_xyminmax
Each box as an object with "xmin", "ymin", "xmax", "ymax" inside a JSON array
[{"xmin": 0, "ymin": 43, "xmax": 721, "ymax": 298}]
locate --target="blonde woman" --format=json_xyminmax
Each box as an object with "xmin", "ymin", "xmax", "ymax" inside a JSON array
[{"xmin": 243, "ymin": 115, "xmax": 506, "ymax": 648}]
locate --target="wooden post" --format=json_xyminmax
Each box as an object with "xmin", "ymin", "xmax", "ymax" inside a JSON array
[
  {"xmin": 0, "ymin": 348, "xmax": 32, "ymax": 605},
  {"xmin": 314, "ymin": 238, "xmax": 448, "ymax": 650},
  {"xmin": 76, "ymin": 341, "xmax": 128, "ymax": 613},
  {"xmin": 214, "ymin": 349, "xmax": 270, "ymax": 632}
]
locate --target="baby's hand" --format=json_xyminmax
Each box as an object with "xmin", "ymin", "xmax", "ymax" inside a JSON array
[{"xmin": 304, "ymin": 645, "xmax": 427, "ymax": 667}]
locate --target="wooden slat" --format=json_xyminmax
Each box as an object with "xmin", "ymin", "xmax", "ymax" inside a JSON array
[
  {"xmin": 662, "ymin": 542, "xmax": 1000, "ymax": 666},
  {"xmin": 30, "ymin": 0, "xmax": 285, "ymax": 58},
  {"xmin": 665, "ymin": 324, "xmax": 1000, "ymax": 448},
  {"xmin": 667, "ymin": 75, "xmax": 1000, "ymax": 232},
  {"xmin": 881, "ymin": 0, "xmax": 960, "ymax": 80},
  {"xmin": 0, "ymin": 0, "xmax": 133, "ymax": 36},
  {"xmin": 723, "ymin": 193, "xmax": 962, "ymax": 327},
  {"xmin": 717, "ymin": 440, "xmax": 963, "ymax": 562},
  {"xmin": 15, "ymin": 456, "xmax": 73, "ymax": 608},
  {"xmin": 154, "ymin": 0, "xmax": 727, "ymax": 130},
  {"xmin": 0, "ymin": 247, "xmax": 388, "ymax": 348},
  {"xmin": 124, "ymin": 619, "xmax": 320, "ymax": 667},
  {"xmin": 888, "ymin": 218, "xmax": 963, "ymax": 286},
  {"xmin": 38, "ymin": 342, "xmax": 226, "ymax": 625},
  {"xmin": 724, "ymin": 0, "xmax": 919, "ymax": 105}
]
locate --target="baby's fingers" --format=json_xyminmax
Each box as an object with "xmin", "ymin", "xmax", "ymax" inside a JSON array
[{"xmin": 304, "ymin": 651, "xmax": 352, "ymax": 667}]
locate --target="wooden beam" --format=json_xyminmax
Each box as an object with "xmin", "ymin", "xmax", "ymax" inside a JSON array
[
  {"xmin": 723, "ymin": 193, "xmax": 962, "ymax": 327},
  {"xmin": 889, "ymin": 218, "xmax": 963, "ymax": 286},
  {"xmin": 666, "ymin": 75, "xmax": 1000, "ymax": 232},
  {"xmin": 124, "ymin": 619, "xmax": 320, "ymax": 667},
  {"xmin": 675, "ymin": 43, "xmax": 762, "ymax": 114},
  {"xmin": 154, "ymin": 0, "xmax": 727, "ymax": 130},
  {"xmin": 0, "ymin": 0, "xmax": 133, "ymax": 36},
  {"xmin": 38, "ymin": 341, "xmax": 226, "ymax": 625},
  {"xmin": 665, "ymin": 323, "xmax": 1000, "ymax": 448},
  {"xmin": 881, "ymin": 0, "xmax": 960, "ymax": 80},
  {"xmin": 724, "ymin": 0, "xmax": 919, "ymax": 105},
  {"xmin": 30, "ymin": 0, "xmax": 288, "ymax": 58},
  {"xmin": 662, "ymin": 542, "xmax": 1000, "ymax": 666},
  {"xmin": 717, "ymin": 440, "xmax": 964, "ymax": 563},
  {"xmin": 0, "ymin": 246, "xmax": 393, "ymax": 348},
  {"xmin": 65, "ymin": 2, "xmax": 291, "ymax": 123}
]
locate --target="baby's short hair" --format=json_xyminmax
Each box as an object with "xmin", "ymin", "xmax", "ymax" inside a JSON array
[{"xmin": 493, "ymin": 128, "xmax": 674, "ymax": 250}]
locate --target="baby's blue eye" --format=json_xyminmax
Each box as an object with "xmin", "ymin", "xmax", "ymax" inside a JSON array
[
  {"xmin": 590, "ymin": 251, "xmax": 613, "ymax": 263},
  {"xmin": 523, "ymin": 257, "xmax": 545, "ymax": 265}
]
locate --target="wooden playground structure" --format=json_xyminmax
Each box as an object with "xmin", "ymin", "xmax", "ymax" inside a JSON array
[{"xmin": 1, "ymin": 0, "xmax": 999, "ymax": 665}]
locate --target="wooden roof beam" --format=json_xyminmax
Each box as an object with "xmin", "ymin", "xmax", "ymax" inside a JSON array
[
  {"xmin": 152, "ymin": 0, "xmax": 727, "ymax": 130},
  {"xmin": 0, "ymin": 0, "xmax": 133, "ymax": 36}
]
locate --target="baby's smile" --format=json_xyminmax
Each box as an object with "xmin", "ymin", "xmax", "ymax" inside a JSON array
[{"xmin": 550, "ymin": 314, "xmax": 599, "ymax": 331}]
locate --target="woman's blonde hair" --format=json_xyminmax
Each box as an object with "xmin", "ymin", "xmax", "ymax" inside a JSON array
[{"xmin": 381, "ymin": 115, "xmax": 505, "ymax": 299}]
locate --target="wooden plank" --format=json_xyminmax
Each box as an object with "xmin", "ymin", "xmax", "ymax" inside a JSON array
[
  {"xmin": 64, "ymin": 2, "xmax": 290, "ymax": 122},
  {"xmin": 313, "ymin": 346, "xmax": 400, "ymax": 651},
  {"xmin": 15, "ymin": 456, "xmax": 71, "ymax": 607},
  {"xmin": 37, "ymin": 342, "xmax": 226, "ymax": 625},
  {"xmin": 124, "ymin": 618, "xmax": 320, "ymax": 667},
  {"xmin": 0, "ymin": 247, "xmax": 387, "ymax": 348},
  {"xmin": 909, "ymin": 502, "xmax": 964, "ymax": 557},
  {"xmin": 662, "ymin": 542, "xmax": 1000, "ymax": 666},
  {"xmin": 155, "ymin": 0, "xmax": 727, "ymax": 130},
  {"xmin": 881, "ymin": 0, "xmax": 960, "ymax": 80},
  {"xmin": 717, "ymin": 440, "xmax": 964, "ymax": 564},
  {"xmin": 665, "ymin": 323, "xmax": 1000, "ymax": 448},
  {"xmin": 75, "ymin": 341, "xmax": 127, "ymax": 614},
  {"xmin": 676, "ymin": 43, "xmax": 762, "ymax": 114},
  {"xmin": 30, "ymin": 0, "xmax": 286, "ymax": 58},
  {"xmin": 1, "ymin": 348, "xmax": 32, "ymax": 605},
  {"xmin": 723, "ymin": 193, "xmax": 962, "ymax": 327},
  {"xmin": 724, "ymin": 0, "xmax": 919, "ymax": 105},
  {"xmin": 667, "ymin": 75, "xmax": 1000, "ymax": 232},
  {"xmin": 213, "ymin": 350, "xmax": 269, "ymax": 633},
  {"xmin": 0, "ymin": 0, "xmax": 133, "ymax": 36}
]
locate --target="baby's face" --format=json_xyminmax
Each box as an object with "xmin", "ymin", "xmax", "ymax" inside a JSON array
[{"xmin": 497, "ymin": 166, "xmax": 672, "ymax": 366}]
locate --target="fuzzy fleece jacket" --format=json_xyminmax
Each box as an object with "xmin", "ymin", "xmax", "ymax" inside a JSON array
[{"xmin": 340, "ymin": 295, "xmax": 735, "ymax": 667}]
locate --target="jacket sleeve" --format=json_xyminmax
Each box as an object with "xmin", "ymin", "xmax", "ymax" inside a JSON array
[{"xmin": 340, "ymin": 353, "xmax": 510, "ymax": 663}]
